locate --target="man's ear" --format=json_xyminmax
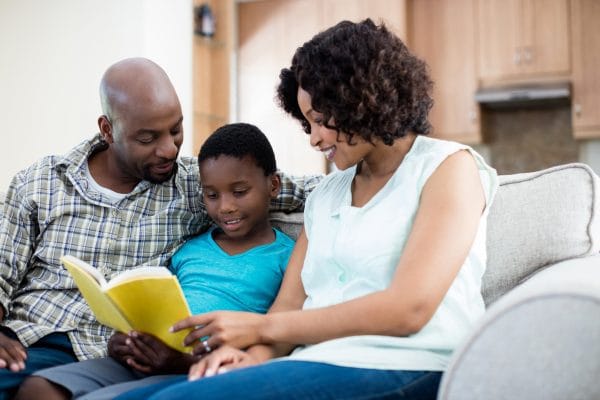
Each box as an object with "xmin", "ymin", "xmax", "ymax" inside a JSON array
[
  {"xmin": 269, "ymin": 173, "xmax": 281, "ymax": 199},
  {"xmin": 98, "ymin": 115, "xmax": 114, "ymax": 143}
]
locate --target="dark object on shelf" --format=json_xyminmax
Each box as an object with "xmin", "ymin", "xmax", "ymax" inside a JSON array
[{"xmin": 194, "ymin": 3, "xmax": 215, "ymax": 37}]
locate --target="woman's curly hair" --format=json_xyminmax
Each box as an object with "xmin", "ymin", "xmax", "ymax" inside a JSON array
[{"xmin": 276, "ymin": 18, "xmax": 433, "ymax": 146}]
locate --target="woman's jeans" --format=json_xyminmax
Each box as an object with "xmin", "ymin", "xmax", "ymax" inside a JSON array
[{"xmin": 115, "ymin": 360, "xmax": 442, "ymax": 400}]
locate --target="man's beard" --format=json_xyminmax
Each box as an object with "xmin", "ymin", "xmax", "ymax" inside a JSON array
[{"xmin": 142, "ymin": 162, "xmax": 178, "ymax": 183}]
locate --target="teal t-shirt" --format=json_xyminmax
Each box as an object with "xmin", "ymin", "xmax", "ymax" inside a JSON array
[{"xmin": 169, "ymin": 227, "xmax": 294, "ymax": 315}]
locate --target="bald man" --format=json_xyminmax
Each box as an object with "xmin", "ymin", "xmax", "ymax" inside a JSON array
[{"xmin": 0, "ymin": 58, "xmax": 318, "ymax": 398}]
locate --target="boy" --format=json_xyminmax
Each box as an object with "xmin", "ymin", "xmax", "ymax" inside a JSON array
[{"xmin": 15, "ymin": 123, "xmax": 296, "ymax": 400}]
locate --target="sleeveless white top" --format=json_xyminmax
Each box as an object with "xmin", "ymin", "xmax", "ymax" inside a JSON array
[{"xmin": 286, "ymin": 135, "xmax": 498, "ymax": 371}]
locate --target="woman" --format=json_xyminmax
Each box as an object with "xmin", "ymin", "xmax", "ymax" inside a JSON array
[{"xmin": 117, "ymin": 18, "xmax": 498, "ymax": 400}]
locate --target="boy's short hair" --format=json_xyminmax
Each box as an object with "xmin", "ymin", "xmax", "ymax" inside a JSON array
[{"xmin": 198, "ymin": 123, "xmax": 277, "ymax": 176}]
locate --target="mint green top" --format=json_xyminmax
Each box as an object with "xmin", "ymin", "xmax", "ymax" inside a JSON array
[{"xmin": 287, "ymin": 135, "xmax": 498, "ymax": 371}]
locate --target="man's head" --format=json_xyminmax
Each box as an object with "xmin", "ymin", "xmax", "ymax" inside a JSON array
[
  {"xmin": 198, "ymin": 123, "xmax": 281, "ymax": 241},
  {"xmin": 98, "ymin": 58, "xmax": 183, "ymax": 184}
]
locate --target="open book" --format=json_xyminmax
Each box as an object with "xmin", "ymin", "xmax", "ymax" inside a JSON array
[{"xmin": 61, "ymin": 255, "xmax": 192, "ymax": 353}]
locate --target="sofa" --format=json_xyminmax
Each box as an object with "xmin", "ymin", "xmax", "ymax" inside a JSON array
[
  {"xmin": 2, "ymin": 162, "xmax": 599, "ymax": 398},
  {"xmin": 271, "ymin": 162, "xmax": 600, "ymax": 400}
]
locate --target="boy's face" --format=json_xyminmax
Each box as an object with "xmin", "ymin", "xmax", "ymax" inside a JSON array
[{"xmin": 200, "ymin": 155, "xmax": 280, "ymax": 241}]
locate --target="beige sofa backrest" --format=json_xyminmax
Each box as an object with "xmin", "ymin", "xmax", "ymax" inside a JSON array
[{"xmin": 483, "ymin": 163, "xmax": 600, "ymax": 305}]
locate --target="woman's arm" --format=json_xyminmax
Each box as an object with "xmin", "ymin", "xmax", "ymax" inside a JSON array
[{"xmin": 261, "ymin": 150, "xmax": 486, "ymax": 344}]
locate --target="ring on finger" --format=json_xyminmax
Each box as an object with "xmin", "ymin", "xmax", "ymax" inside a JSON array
[{"xmin": 202, "ymin": 339, "xmax": 212, "ymax": 353}]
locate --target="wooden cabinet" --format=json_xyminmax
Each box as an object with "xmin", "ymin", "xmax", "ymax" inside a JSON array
[
  {"xmin": 192, "ymin": 0, "xmax": 235, "ymax": 155},
  {"xmin": 571, "ymin": 0, "xmax": 600, "ymax": 138},
  {"xmin": 409, "ymin": 0, "xmax": 480, "ymax": 143},
  {"xmin": 478, "ymin": 0, "xmax": 570, "ymax": 83}
]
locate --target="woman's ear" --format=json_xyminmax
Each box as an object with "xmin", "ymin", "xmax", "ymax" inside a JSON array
[
  {"xmin": 98, "ymin": 115, "xmax": 114, "ymax": 143},
  {"xmin": 270, "ymin": 173, "xmax": 282, "ymax": 199}
]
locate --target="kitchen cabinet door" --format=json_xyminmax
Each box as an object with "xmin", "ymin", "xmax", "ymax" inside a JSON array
[
  {"xmin": 571, "ymin": 0, "xmax": 600, "ymax": 138},
  {"xmin": 192, "ymin": 0, "xmax": 235, "ymax": 153},
  {"xmin": 410, "ymin": 0, "xmax": 480, "ymax": 143},
  {"xmin": 478, "ymin": 0, "xmax": 570, "ymax": 82}
]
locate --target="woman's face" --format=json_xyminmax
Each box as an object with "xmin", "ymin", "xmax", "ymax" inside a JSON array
[{"xmin": 297, "ymin": 87, "xmax": 369, "ymax": 171}]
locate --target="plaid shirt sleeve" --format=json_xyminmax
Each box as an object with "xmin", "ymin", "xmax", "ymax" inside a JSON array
[
  {"xmin": 0, "ymin": 169, "xmax": 37, "ymax": 314},
  {"xmin": 272, "ymin": 172, "xmax": 323, "ymax": 213}
]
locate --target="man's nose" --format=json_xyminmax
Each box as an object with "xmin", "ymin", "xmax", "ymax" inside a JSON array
[{"xmin": 156, "ymin": 135, "xmax": 179, "ymax": 159}]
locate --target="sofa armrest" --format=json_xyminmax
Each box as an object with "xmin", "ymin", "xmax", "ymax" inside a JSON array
[{"xmin": 438, "ymin": 254, "xmax": 600, "ymax": 400}]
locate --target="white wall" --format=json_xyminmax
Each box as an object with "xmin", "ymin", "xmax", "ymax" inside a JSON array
[{"xmin": 0, "ymin": 0, "xmax": 193, "ymax": 190}]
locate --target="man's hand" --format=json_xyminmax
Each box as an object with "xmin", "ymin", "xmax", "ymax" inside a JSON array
[
  {"xmin": 125, "ymin": 331, "xmax": 196, "ymax": 375},
  {"xmin": 107, "ymin": 332, "xmax": 134, "ymax": 367},
  {"xmin": 0, "ymin": 331, "xmax": 27, "ymax": 371}
]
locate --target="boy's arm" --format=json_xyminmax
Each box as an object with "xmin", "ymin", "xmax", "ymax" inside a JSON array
[{"xmin": 271, "ymin": 173, "xmax": 322, "ymax": 212}]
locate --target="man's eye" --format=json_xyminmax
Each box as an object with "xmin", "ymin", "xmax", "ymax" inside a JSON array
[{"xmin": 137, "ymin": 137, "xmax": 154, "ymax": 144}]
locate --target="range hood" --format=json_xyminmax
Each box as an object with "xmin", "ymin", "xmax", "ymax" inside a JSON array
[{"xmin": 475, "ymin": 81, "xmax": 570, "ymax": 108}]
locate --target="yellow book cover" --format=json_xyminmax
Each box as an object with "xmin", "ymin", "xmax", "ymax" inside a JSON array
[{"xmin": 61, "ymin": 255, "xmax": 192, "ymax": 353}]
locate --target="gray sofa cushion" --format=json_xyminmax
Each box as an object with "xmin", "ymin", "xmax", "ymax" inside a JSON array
[
  {"xmin": 483, "ymin": 163, "xmax": 600, "ymax": 305},
  {"xmin": 270, "ymin": 211, "xmax": 303, "ymax": 240},
  {"xmin": 438, "ymin": 255, "xmax": 600, "ymax": 400}
]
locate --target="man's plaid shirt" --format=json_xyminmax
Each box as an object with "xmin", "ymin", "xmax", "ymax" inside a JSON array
[{"xmin": 0, "ymin": 134, "xmax": 319, "ymax": 360}]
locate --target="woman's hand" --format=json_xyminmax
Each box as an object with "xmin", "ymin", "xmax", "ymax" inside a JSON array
[
  {"xmin": 171, "ymin": 311, "xmax": 267, "ymax": 355},
  {"xmin": 187, "ymin": 345, "xmax": 260, "ymax": 381}
]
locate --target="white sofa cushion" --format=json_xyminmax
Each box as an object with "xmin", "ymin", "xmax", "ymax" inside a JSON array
[
  {"xmin": 438, "ymin": 254, "xmax": 600, "ymax": 400},
  {"xmin": 483, "ymin": 163, "xmax": 600, "ymax": 305}
]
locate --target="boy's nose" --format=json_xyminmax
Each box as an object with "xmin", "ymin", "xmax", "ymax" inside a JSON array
[{"xmin": 218, "ymin": 195, "xmax": 237, "ymax": 214}]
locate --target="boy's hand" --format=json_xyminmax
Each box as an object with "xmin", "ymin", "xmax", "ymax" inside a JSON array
[
  {"xmin": 188, "ymin": 345, "xmax": 259, "ymax": 381},
  {"xmin": 126, "ymin": 331, "xmax": 196, "ymax": 375},
  {"xmin": 0, "ymin": 332, "xmax": 27, "ymax": 371},
  {"xmin": 107, "ymin": 332, "xmax": 133, "ymax": 366}
]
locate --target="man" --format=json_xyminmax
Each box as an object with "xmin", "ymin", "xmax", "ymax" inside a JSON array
[{"xmin": 0, "ymin": 58, "xmax": 318, "ymax": 398}]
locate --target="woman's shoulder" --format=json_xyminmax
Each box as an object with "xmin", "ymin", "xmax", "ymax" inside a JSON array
[{"xmin": 313, "ymin": 167, "xmax": 355, "ymax": 194}]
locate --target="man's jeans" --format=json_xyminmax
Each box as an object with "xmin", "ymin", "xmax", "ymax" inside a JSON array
[{"xmin": 0, "ymin": 329, "xmax": 76, "ymax": 400}]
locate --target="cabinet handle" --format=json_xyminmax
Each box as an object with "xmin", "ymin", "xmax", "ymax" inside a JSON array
[
  {"xmin": 574, "ymin": 103, "xmax": 582, "ymax": 117},
  {"xmin": 513, "ymin": 49, "xmax": 521, "ymax": 65},
  {"xmin": 469, "ymin": 110, "xmax": 477, "ymax": 123},
  {"xmin": 523, "ymin": 47, "xmax": 533, "ymax": 64}
]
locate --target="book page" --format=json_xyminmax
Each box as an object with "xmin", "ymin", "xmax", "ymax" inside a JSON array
[
  {"xmin": 106, "ymin": 266, "xmax": 172, "ymax": 290},
  {"xmin": 61, "ymin": 255, "xmax": 107, "ymax": 287},
  {"xmin": 60, "ymin": 255, "xmax": 133, "ymax": 333}
]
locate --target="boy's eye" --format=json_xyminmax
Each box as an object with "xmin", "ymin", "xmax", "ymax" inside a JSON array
[
  {"xmin": 204, "ymin": 192, "xmax": 217, "ymax": 200},
  {"xmin": 233, "ymin": 189, "xmax": 248, "ymax": 197}
]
